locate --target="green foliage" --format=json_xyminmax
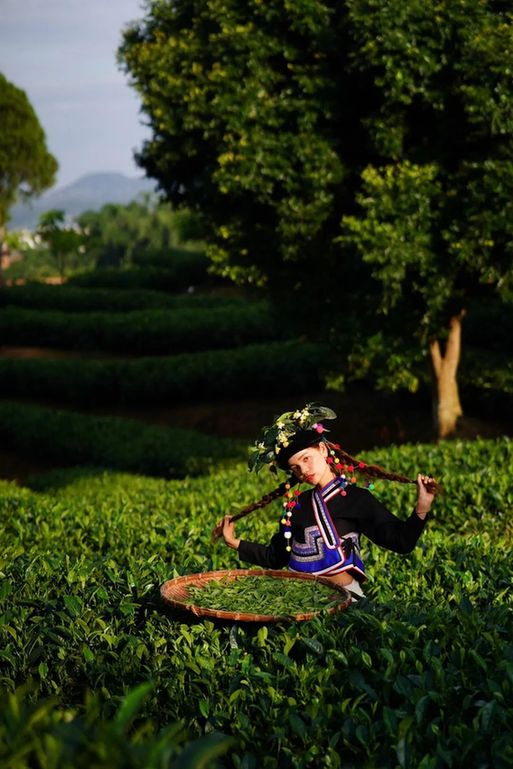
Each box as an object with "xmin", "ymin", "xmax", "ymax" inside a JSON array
[
  {"xmin": 341, "ymin": 162, "xmax": 445, "ymax": 325},
  {"xmin": 77, "ymin": 198, "xmax": 205, "ymax": 270},
  {"xmin": 36, "ymin": 209, "xmax": 85, "ymax": 280},
  {"xmin": 119, "ymin": 0, "xmax": 513, "ymax": 405},
  {"xmin": 0, "ymin": 686, "xmax": 233, "ymax": 769},
  {"xmin": 248, "ymin": 403, "xmax": 337, "ymax": 473},
  {"xmin": 339, "ymin": 0, "xmax": 513, "ymax": 373},
  {"xmin": 67, "ymin": 260, "xmax": 209, "ymax": 292},
  {"xmin": 0, "ymin": 402, "xmax": 242, "ymax": 477},
  {"xmin": 186, "ymin": 575, "xmax": 341, "ymax": 617},
  {"xmin": 118, "ymin": 0, "xmax": 347, "ymax": 283},
  {"xmin": 3, "ymin": 245, "xmax": 96, "ymax": 283},
  {"xmin": 0, "ymin": 73, "xmax": 57, "ymax": 228},
  {"xmin": 0, "ymin": 301, "xmax": 283, "ymax": 355},
  {"xmin": 62, "ymin": 196, "xmax": 210, "ymax": 289},
  {"xmin": 0, "ymin": 437, "xmax": 512, "ymax": 766},
  {"xmin": 0, "ymin": 283, "xmax": 246, "ymax": 313},
  {"xmin": 0, "ymin": 340, "xmax": 328, "ymax": 405}
]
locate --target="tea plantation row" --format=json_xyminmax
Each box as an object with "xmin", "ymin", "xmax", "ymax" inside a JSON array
[
  {"xmin": 0, "ymin": 302, "xmax": 285, "ymax": 355},
  {"xmin": 0, "ymin": 284, "xmax": 246, "ymax": 313},
  {"xmin": 1, "ymin": 283, "xmax": 512, "ymax": 427},
  {"xmin": 0, "ymin": 340, "xmax": 327, "ymax": 406},
  {"xmin": 0, "ymin": 402, "xmax": 243, "ymax": 477},
  {"xmin": 1, "ymin": 437, "xmax": 512, "ymax": 768}
]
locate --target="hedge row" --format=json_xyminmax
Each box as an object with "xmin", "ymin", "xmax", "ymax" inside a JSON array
[
  {"xmin": 67, "ymin": 260, "xmax": 209, "ymax": 292},
  {"xmin": 1, "ymin": 340, "xmax": 511, "ymax": 415},
  {"xmin": 0, "ymin": 302, "xmax": 283, "ymax": 355},
  {"xmin": 0, "ymin": 402, "xmax": 242, "ymax": 477},
  {"xmin": 0, "ymin": 283, "xmax": 246, "ymax": 313},
  {"xmin": 0, "ymin": 340, "xmax": 328, "ymax": 405}
]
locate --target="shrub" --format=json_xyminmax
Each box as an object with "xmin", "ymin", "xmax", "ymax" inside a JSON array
[
  {"xmin": 0, "ymin": 402, "xmax": 242, "ymax": 477},
  {"xmin": 0, "ymin": 283, "xmax": 246, "ymax": 313},
  {"xmin": 0, "ymin": 302, "xmax": 283, "ymax": 354},
  {"xmin": 67, "ymin": 255, "xmax": 209, "ymax": 292},
  {"xmin": 0, "ymin": 340, "xmax": 328, "ymax": 405}
]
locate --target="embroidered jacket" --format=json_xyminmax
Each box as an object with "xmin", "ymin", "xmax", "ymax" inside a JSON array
[{"xmin": 237, "ymin": 482, "xmax": 427, "ymax": 582}]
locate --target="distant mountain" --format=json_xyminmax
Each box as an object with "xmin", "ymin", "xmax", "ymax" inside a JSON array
[{"xmin": 9, "ymin": 172, "xmax": 157, "ymax": 229}]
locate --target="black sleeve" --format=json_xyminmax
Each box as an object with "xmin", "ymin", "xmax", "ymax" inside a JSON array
[
  {"xmin": 237, "ymin": 529, "xmax": 290, "ymax": 569},
  {"xmin": 354, "ymin": 489, "xmax": 427, "ymax": 554}
]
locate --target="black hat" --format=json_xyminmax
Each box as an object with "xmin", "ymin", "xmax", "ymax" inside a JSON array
[
  {"xmin": 247, "ymin": 403, "xmax": 337, "ymax": 474},
  {"xmin": 275, "ymin": 429, "xmax": 325, "ymax": 470}
]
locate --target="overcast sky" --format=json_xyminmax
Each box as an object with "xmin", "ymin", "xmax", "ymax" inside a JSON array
[{"xmin": 0, "ymin": 0, "xmax": 151, "ymax": 188}]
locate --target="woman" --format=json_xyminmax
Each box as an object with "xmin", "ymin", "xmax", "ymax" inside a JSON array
[{"xmin": 214, "ymin": 404, "xmax": 439, "ymax": 600}]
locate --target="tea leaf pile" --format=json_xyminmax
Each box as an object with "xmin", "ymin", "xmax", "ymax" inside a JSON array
[{"xmin": 186, "ymin": 576, "xmax": 342, "ymax": 616}]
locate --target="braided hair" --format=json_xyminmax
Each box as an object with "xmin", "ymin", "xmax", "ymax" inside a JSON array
[
  {"xmin": 229, "ymin": 476, "xmax": 298, "ymax": 524},
  {"xmin": 224, "ymin": 439, "xmax": 441, "ymax": 530},
  {"xmin": 325, "ymin": 441, "xmax": 418, "ymax": 485}
]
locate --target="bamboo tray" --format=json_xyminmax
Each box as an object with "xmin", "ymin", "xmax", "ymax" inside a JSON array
[{"xmin": 160, "ymin": 568, "xmax": 352, "ymax": 622}]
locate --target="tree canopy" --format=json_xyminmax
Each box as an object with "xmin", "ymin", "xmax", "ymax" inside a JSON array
[
  {"xmin": 119, "ymin": 0, "xmax": 513, "ymax": 436},
  {"xmin": 77, "ymin": 197, "xmax": 204, "ymax": 268},
  {"xmin": 0, "ymin": 73, "xmax": 58, "ymax": 231}
]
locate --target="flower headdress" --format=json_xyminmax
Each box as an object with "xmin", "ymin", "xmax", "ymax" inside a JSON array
[{"xmin": 248, "ymin": 403, "xmax": 337, "ymax": 474}]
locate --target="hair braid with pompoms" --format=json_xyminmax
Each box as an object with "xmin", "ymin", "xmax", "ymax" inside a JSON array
[
  {"xmin": 212, "ymin": 439, "xmax": 441, "ymax": 539},
  {"xmin": 211, "ymin": 476, "xmax": 298, "ymax": 540},
  {"xmin": 327, "ymin": 442, "xmax": 413, "ymax": 485},
  {"xmin": 230, "ymin": 477, "xmax": 299, "ymax": 522},
  {"xmin": 325, "ymin": 441, "xmax": 443, "ymax": 495}
]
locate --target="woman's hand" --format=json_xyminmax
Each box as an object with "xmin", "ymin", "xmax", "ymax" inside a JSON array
[
  {"xmin": 415, "ymin": 473, "xmax": 436, "ymax": 519},
  {"xmin": 213, "ymin": 515, "xmax": 240, "ymax": 550}
]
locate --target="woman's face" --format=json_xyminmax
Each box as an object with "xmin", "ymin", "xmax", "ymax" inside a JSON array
[{"xmin": 287, "ymin": 443, "xmax": 333, "ymax": 487}]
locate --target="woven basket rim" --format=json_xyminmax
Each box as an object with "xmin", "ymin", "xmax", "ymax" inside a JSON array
[{"xmin": 160, "ymin": 568, "xmax": 352, "ymax": 622}]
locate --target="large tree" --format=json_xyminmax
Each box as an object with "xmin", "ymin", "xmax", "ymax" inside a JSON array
[
  {"xmin": 119, "ymin": 0, "xmax": 513, "ymax": 438},
  {"xmin": 0, "ymin": 73, "xmax": 58, "ymax": 251},
  {"xmin": 339, "ymin": 0, "xmax": 513, "ymax": 437}
]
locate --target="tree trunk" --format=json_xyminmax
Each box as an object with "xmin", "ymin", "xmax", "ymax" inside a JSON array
[{"xmin": 429, "ymin": 312, "xmax": 465, "ymax": 440}]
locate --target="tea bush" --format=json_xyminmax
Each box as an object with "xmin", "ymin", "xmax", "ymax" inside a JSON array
[
  {"xmin": 0, "ymin": 403, "xmax": 243, "ymax": 477},
  {"xmin": 67, "ymin": 261, "xmax": 208, "ymax": 292},
  {"xmin": 0, "ymin": 303, "xmax": 283, "ymax": 355},
  {"xmin": 0, "ymin": 340, "xmax": 328, "ymax": 405},
  {"xmin": 0, "ymin": 685, "xmax": 234, "ymax": 769},
  {"xmin": 0, "ymin": 437, "xmax": 512, "ymax": 767},
  {"xmin": 0, "ymin": 284, "xmax": 246, "ymax": 313}
]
